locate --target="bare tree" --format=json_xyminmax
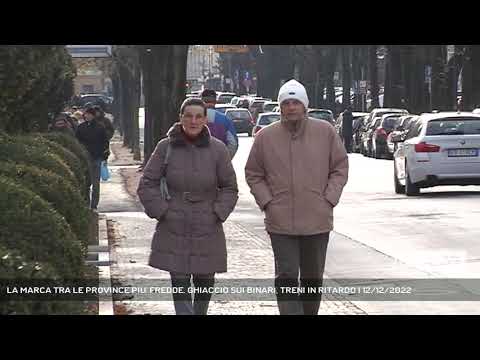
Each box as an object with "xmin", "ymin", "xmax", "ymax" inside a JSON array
[
  {"xmin": 138, "ymin": 45, "xmax": 189, "ymax": 165},
  {"xmin": 112, "ymin": 45, "xmax": 141, "ymax": 161}
]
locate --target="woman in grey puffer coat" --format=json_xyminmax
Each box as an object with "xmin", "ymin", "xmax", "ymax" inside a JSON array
[{"xmin": 137, "ymin": 98, "xmax": 238, "ymax": 315}]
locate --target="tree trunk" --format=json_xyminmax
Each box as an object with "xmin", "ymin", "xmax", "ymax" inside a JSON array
[
  {"xmin": 132, "ymin": 62, "xmax": 141, "ymax": 161},
  {"xmin": 351, "ymin": 46, "xmax": 362, "ymax": 111},
  {"xmin": 111, "ymin": 69, "xmax": 122, "ymax": 135},
  {"xmin": 139, "ymin": 46, "xmax": 153, "ymax": 165},
  {"xmin": 431, "ymin": 45, "xmax": 448, "ymax": 111},
  {"xmin": 341, "ymin": 46, "xmax": 352, "ymax": 110},
  {"xmin": 368, "ymin": 45, "xmax": 379, "ymax": 110},
  {"xmin": 172, "ymin": 45, "xmax": 189, "ymax": 116},
  {"xmin": 118, "ymin": 61, "xmax": 133, "ymax": 148},
  {"xmin": 384, "ymin": 45, "xmax": 403, "ymax": 108},
  {"xmin": 446, "ymin": 46, "xmax": 462, "ymax": 111},
  {"xmin": 325, "ymin": 46, "xmax": 338, "ymax": 112},
  {"xmin": 462, "ymin": 45, "xmax": 480, "ymax": 110},
  {"xmin": 140, "ymin": 45, "xmax": 188, "ymax": 165}
]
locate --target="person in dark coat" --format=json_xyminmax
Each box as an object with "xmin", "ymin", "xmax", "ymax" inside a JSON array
[
  {"xmin": 76, "ymin": 107, "xmax": 110, "ymax": 210},
  {"xmin": 93, "ymin": 105, "xmax": 114, "ymax": 141},
  {"xmin": 50, "ymin": 113, "xmax": 76, "ymax": 137},
  {"xmin": 137, "ymin": 98, "xmax": 239, "ymax": 315},
  {"xmin": 341, "ymin": 106, "xmax": 354, "ymax": 153}
]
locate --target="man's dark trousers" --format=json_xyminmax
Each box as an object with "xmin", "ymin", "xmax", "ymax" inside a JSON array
[{"xmin": 269, "ymin": 232, "xmax": 330, "ymax": 315}]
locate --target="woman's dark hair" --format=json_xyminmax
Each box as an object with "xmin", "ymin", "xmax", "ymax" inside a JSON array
[{"xmin": 180, "ymin": 98, "xmax": 207, "ymax": 116}]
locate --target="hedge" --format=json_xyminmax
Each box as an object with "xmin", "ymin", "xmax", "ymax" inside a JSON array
[
  {"xmin": 0, "ymin": 245, "xmax": 84, "ymax": 315},
  {"xmin": 0, "ymin": 134, "xmax": 79, "ymax": 191},
  {"xmin": 18, "ymin": 134, "xmax": 88, "ymax": 200},
  {"xmin": 0, "ymin": 161, "xmax": 91, "ymax": 249},
  {"xmin": 0, "ymin": 176, "xmax": 86, "ymax": 280},
  {"xmin": 41, "ymin": 132, "xmax": 92, "ymax": 186}
]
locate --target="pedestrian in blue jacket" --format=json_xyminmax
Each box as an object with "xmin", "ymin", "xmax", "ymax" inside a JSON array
[{"xmin": 201, "ymin": 89, "xmax": 238, "ymax": 159}]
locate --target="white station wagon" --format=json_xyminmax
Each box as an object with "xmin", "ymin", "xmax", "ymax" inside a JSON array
[{"xmin": 393, "ymin": 112, "xmax": 480, "ymax": 196}]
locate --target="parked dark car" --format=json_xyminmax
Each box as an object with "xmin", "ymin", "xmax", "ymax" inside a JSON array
[
  {"xmin": 370, "ymin": 114, "xmax": 404, "ymax": 158},
  {"xmin": 225, "ymin": 108, "xmax": 255, "ymax": 136},
  {"xmin": 237, "ymin": 98, "xmax": 250, "ymax": 109},
  {"xmin": 386, "ymin": 115, "xmax": 418, "ymax": 158},
  {"xmin": 249, "ymin": 100, "xmax": 267, "ymax": 121},
  {"xmin": 352, "ymin": 114, "xmax": 370, "ymax": 153},
  {"xmin": 361, "ymin": 109, "xmax": 409, "ymax": 158},
  {"xmin": 336, "ymin": 111, "xmax": 369, "ymax": 142},
  {"xmin": 360, "ymin": 116, "xmax": 377, "ymax": 156}
]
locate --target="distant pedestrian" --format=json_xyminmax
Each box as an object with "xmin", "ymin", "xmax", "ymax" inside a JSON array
[
  {"xmin": 72, "ymin": 110, "xmax": 85, "ymax": 125},
  {"xmin": 201, "ymin": 89, "xmax": 239, "ymax": 159},
  {"xmin": 50, "ymin": 113, "xmax": 76, "ymax": 137},
  {"xmin": 137, "ymin": 98, "xmax": 239, "ymax": 315},
  {"xmin": 93, "ymin": 105, "xmax": 114, "ymax": 141},
  {"xmin": 76, "ymin": 107, "xmax": 110, "ymax": 210},
  {"xmin": 245, "ymin": 79, "xmax": 349, "ymax": 315},
  {"xmin": 341, "ymin": 106, "xmax": 354, "ymax": 153}
]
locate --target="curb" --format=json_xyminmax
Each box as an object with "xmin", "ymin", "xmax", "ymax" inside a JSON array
[{"xmin": 97, "ymin": 214, "xmax": 114, "ymax": 315}]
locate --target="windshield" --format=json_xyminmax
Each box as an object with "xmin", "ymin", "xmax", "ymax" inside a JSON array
[
  {"xmin": 426, "ymin": 118, "xmax": 480, "ymax": 136},
  {"xmin": 259, "ymin": 114, "xmax": 280, "ymax": 125},
  {"xmin": 227, "ymin": 111, "xmax": 251, "ymax": 120}
]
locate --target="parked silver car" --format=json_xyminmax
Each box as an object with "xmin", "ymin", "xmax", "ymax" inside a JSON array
[{"xmin": 393, "ymin": 112, "xmax": 480, "ymax": 196}]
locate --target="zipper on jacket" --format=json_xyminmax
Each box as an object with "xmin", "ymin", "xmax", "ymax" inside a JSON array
[{"xmin": 290, "ymin": 135, "xmax": 295, "ymax": 233}]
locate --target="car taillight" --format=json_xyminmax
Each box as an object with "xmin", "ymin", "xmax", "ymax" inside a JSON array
[
  {"xmin": 415, "ymin": 142, "xmax": 440, "ymax": 153},
  {"xmin": 376, "ymin": 128, "xmax": 388, "ymax": 137}
]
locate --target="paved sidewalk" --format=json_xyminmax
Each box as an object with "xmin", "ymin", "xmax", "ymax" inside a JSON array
[{"xmin": 98, "ymin": 138, "xmax": 366, "ymax": 315}]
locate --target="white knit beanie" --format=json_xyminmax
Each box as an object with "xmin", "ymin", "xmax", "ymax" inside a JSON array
[{"xmin": 277, "ymin": 79, "xmax": 309, "ymax": 110}]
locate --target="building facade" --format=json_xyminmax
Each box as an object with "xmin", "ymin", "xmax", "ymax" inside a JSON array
[{"xmin": 187, "ymin": 45, "xmax": 221, "ymax": 91}]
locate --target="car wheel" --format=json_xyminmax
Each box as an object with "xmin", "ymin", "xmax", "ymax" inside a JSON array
[
  {"xmin": 394, "ymin": 163, "xmax": 405, "ymax": 194},
  {"xmin": 405, "ymin": 163, "xmax": 420, "ymax": 196}
]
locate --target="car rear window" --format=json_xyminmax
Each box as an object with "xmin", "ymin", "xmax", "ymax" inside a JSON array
[
  {"xmin": 227, "ymin": 111, "xmax": 251, "ymax": 120},
  {"xmin": 309, "ymin": 111, "xmax": 333, "ymax": 121},
  {"xmin": 426, "ymin": 118, "xmax": 480, "ymax": 136},
  {"xmin": 218, "ymin": 95, "xmax": 235, "ymax": 104},
  {"xmin": 263, "ymin": 104, "xmax": 277, "ymax": 112},
  {"xmin": 259, "ymin": 115, "xmax": 280, "ymax": 125},
  {"xmin": 382, "ymin": 117, "xmax": 402, "ymax": 130}
]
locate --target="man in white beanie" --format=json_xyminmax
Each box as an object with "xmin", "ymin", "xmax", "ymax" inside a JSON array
[{"xmin": 245, "ymin": 79, "xmax": 349, "ymax": 315}]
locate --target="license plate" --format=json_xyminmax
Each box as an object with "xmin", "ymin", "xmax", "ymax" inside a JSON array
[{"xmin": 448, "ymin": 148, "xmax": 478, "ymax": 157}]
